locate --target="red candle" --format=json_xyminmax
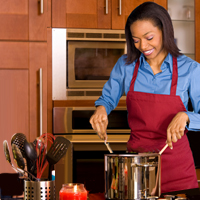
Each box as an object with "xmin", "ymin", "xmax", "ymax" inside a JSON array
[{"xmin": 59, "ymin": 183, "xmax": 87, "ymax": 200}]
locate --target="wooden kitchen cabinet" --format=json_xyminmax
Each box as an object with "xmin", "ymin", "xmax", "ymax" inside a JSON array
[
  {"xmin": 0, "ymin": 0, "xmax": 51, "ymax": 41},
  {"xmin": 52, "ymin": 0, "xmax": 167, "ymax": 29},
  {"xmin": 0, "ymin": 41, "xmax": 48, "ymax": 173}
]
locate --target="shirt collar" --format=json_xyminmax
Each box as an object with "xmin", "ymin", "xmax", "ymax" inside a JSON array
[{"xmin": 139, "ymin": 53, "xmax": 173, "ymax": 73}]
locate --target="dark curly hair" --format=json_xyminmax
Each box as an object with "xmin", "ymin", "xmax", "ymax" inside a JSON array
[{"xmin": 125, "ymin": 2, "xmax": 181, "ymax": 64}]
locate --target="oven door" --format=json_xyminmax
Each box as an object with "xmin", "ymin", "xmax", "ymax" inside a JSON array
[{"xmin": 53, "ymin": 107, "xmax": 130, "ymax": 143}]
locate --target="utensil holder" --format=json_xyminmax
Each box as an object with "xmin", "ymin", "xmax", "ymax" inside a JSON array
[{"xmin": 24, "ymin": 180, "xmax": 55, "ymax": 200}]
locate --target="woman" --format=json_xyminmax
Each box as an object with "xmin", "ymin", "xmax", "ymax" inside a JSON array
[{"xmin": 89, "ymin": 2, "xmax": 200, "ymax": 194}]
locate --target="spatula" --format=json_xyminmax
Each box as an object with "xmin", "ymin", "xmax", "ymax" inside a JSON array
[{"xmin": 41, "ymin": 136, "xmax": 71, "ymax": 180}]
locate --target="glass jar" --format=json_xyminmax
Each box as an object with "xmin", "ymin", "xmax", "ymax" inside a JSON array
[{"xmin": 59, "ymin": 183, "xmax": 87, "ymax": 200}]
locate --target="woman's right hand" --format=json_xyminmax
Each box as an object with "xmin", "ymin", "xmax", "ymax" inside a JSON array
[{"xmin": 89, "ymin": 106, "xmax": 108, "ymax": 140}]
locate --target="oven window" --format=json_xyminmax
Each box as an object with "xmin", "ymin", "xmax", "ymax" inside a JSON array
[{"xmin": 72, "ymin": 110, "xmax": 129, "ymax": 130}]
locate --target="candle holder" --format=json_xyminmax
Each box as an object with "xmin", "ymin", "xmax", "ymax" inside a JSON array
[
  {"xmin": 59, "ymin": 183, "xmax": 87, "ymax": 200},
  {"xmin": 24, "ymin": 180, "xmax": 55, "ymax": 200}
]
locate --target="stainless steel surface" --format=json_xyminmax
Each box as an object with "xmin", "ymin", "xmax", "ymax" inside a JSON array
[
  {"xmin": 53, "ymin": 107, "xmax": 130, "ymax": 137},
  {"xmin": 105, "ymin": 153, "xmax": 161, "ymax": 199},
  {"xmin": 39, "ymin": 68, "xmax": 43, "ymax": 136},
  {"xmin": 40, "ymin": 0, "xmax": 43, "ymax": 14},
  {"xmin": 24, "ymin": 180, "xmax": 55, "ymax": 200},
  {"xmin": 119, "ymin": 0, "xmax": 122, "ymax": 15},
  {"xmin": 105, "ymin": 0, "xmax": 108, "ymax": 14},
  {"xmin": 52, "ymin": 28, "xmax": 126, "ymax": 100}
]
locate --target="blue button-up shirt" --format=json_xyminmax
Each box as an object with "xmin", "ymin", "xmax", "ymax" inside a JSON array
[{"xmin": 95, "ymin": 53, "xmax": 200, "ymax": 131}]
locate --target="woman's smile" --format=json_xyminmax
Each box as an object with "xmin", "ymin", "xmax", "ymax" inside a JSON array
[{"xmin": 143, "ymin": 48, "xmax": 155, "ymax": 56}]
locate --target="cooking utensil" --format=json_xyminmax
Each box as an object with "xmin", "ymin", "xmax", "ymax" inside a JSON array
[
  {"xmin": 12, "ymin": 143, "xmax": 39, "ymax": 181},
  {"xmin": 35, "ymin": 133, "xmax": 55, "ymax": 179},
  {"xmin": 3, "ymin": 140, "xmax": 31, "ymax": 181},
  {"xmin": 24, "ymin": 139, "xmax": 37, "ymax": 161},
  {"xmin": 11, "ymin": 132, "xmax": 34, "ymax": 175},
  {"xmin": 11, "ymin": 133, "xmax": 27, "ymax": 157},
  {"xmin": 40, "ymin": 136, "xmax": 71, "ymax": 180},
  {"xmin": 159, "ymin": 143, "xmax": 169, "ymax": 155},
  {"xmin": 12, "ymin": 143, "xmax": 25, "ymax": 170},
  {"xmin": 104, "ymin": 140, "xmax": 113, "ymax": 153}
]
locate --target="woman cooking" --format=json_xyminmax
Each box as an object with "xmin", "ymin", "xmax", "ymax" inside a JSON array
[{"xmin": 89, "ymin": 1, "xmax": 200, "ymax": 194}]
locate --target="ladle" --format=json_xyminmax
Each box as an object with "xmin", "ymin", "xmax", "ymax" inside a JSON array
[{"xmin": 12, "ymin": 143, "xmax": 39, "ymax": 181}]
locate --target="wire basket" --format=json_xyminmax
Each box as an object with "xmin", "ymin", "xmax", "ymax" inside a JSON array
[{"xmin": 24, "ymin": 180, "xmax": 55, "ymax": 200}]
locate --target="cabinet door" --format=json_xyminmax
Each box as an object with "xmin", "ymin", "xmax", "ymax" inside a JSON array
[
  {"xmin": 97, "ymin": 0, "xmax": 112, "ymax": 29},
  {"xmin": 112, "ymin": 0, "xmax": 157, "ymax": 30},
  {"xmin": 0, "ymin": 69, "xmax": 29, "ymax": 173},
  {"xmin": 0, "ymin": 0, "xmax": 28, "ymax": 40},
  {"xmin": 52, "ymin": 0, "xmax": 98, "ymax": 28},
  {"xmin": 0, "ymin": 0, "xmax": 51, "ymax": 41},
  {"xmin": 29, "ymin": 42, "xmax": 48, "ymax": 142},
  {"xmin": 29, "ymin": 0, "xmax": 51, "ymax": 41}
]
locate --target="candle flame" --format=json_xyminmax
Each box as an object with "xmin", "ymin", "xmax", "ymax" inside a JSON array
[{"xmin": 74, "ymin": 184, "xmax": 77, "ymax": 192}]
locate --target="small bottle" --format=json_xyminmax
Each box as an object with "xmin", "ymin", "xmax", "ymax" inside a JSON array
[{"xmin": 59, "ymin": 183, "xmax": 87, "ymax": 200}]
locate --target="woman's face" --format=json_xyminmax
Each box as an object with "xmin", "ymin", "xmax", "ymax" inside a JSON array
[{"xmin": 130, "ymin": 20, "xmax": 166, "ymax": 61}]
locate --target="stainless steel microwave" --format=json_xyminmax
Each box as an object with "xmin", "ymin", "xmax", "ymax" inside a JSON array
[{"xmin": 52, "ymin": 28, "xmax": 126, "ymax": 100}]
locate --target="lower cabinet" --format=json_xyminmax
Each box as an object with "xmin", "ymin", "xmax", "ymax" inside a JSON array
[{"xmin": 0, "ymin": 41, "xmax": 49, "ymax": 173}]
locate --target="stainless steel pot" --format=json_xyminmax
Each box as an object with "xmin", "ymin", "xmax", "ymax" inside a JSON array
[{"xmin": 104, "ymin": 153, "xmax": 161, "ymax": 200}]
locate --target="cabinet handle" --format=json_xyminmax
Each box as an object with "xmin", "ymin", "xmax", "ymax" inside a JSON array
[
  {"xmin": 119, "ymin": 0, "xmax": 122, "ymax": 15},
  {"xmin": 105, "ymin": 0, "xmax": 108, "ymax": 14},
  {"xmin": 40, "ymin": 0, "xmax": 44, "ymax": 14},
  {"xmin": 39, "ymin": 68, "xmax": 43, "ymax": 136}
]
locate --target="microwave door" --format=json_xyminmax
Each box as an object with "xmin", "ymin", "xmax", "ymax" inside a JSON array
[{"xmin": 67, "ymin": 41, "xmax": 126, "ymax": 89}]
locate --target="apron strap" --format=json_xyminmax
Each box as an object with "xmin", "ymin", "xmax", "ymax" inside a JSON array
[
  {"xmin": 170, "ymin": 57, "xmax": 178, "ymax": 96},
  {"xmin": 129, "ymin": 59, "xmax": 140, "ymax": 92},
  {"xmin": 129, "ymin": 57, "xmax": 178, "ymax": 96}
]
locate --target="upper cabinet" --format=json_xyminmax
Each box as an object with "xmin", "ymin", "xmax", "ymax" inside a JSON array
[
  {"xmin": 52, "ymin": 0, "xmax": 167, "ymax": 29},
  {"xmin": 168, "ymin": 0, "xmax": 195, "ymax": 59},
  {"xmin": 0, "ymin": 0, "xmax": 51, "ymax": 41}
]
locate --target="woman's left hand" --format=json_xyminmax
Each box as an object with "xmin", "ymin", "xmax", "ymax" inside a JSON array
[{"xmin": 167, "ymin": 112, "xmax": 189, "ymax": 149}]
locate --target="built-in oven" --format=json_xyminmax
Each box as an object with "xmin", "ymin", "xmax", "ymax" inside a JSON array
[
  {"xmin": 53, "ymin": 106, "xmax": 130, "ymax": 199},
  {"xmin": 52, "ymin": 28, "xmax": 126, "ymax": 100}
]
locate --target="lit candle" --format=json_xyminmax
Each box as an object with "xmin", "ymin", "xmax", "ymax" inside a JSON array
[{"xmin": 59, "ymin": 183, "xmax": 87, "ymax": 200}]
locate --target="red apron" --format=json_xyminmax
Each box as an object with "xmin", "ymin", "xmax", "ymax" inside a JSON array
[{"xmin": 126, "ymin": 57, "xmax": 198, "ymax": 193}]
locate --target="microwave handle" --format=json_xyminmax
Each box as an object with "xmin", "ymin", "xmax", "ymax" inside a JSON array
[
  {"xmin": 39, "ymin": 68, "xmax": 43, "ymax": 136},
  {"xmin": 105, "ymin": 0, "xmax": 108, "ymax": 14},
  {"xmin": 119, "ymin": 0, "xmax": 122, "ymax": 16}
]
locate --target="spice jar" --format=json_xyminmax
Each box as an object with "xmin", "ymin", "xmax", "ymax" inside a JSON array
[{"xmin": 59, "ymin": 183, "xmax": 87, "ymax": 200}]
